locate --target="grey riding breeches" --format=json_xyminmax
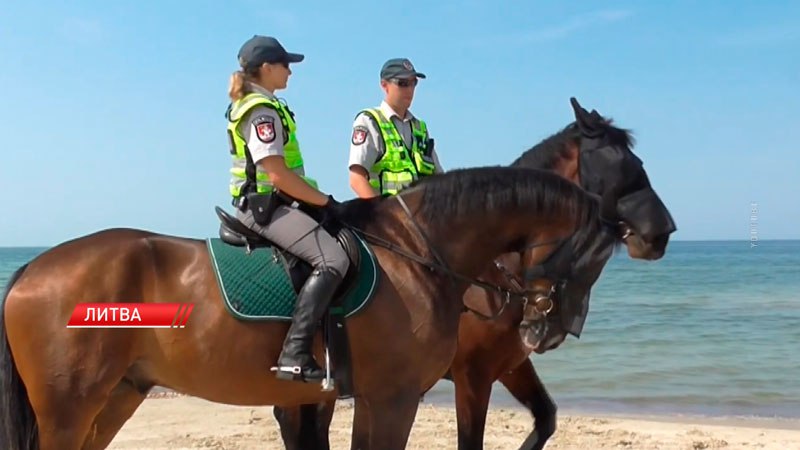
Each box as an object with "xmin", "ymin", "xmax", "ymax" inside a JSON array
[{"xmin": 236, "ymin": 204, "xmax": 350, "ymax": 277}]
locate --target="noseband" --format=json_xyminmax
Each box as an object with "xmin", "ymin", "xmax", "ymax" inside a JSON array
[{"xmin": 470, "ymin": 244, "xmax": 562, "ymax": 322}]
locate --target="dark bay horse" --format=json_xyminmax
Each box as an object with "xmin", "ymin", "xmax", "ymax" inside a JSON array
[
  {"xmin": 0, "ymin": 166, "xmax": 608, "ymax": 450},
  {"xmin": 444, "ymin": 98, "xmax": 677, "ymax": 450},
  {"xmin": 454, "ymin": 98, "xmax": 675, "ymax": 450},
  {"xmin": 274, "ymin": 98, "xmax": 677, "ymax": 450}
]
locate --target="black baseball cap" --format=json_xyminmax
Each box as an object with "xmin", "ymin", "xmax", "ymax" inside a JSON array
[
  {"xmin": 238, "ymin": 35, "xmax": 304, "ymax": 69},
  {"xmin": 380, "ymin": 58, "xmax": 426, "ymax": 80}
]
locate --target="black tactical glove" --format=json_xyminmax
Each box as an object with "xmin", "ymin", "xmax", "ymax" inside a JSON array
[{"xmin": 319, "ymin": 195, "xmax": 346, "ymax": 236}]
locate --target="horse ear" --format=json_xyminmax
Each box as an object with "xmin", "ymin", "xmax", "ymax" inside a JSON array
[
  {"xmin": 570, "ymin": 97, "xmax": 598, "ymax": 136},
  {"xmin": 589, "ymin": 109, "xmax": 604, "ymax": 123},
  {"xmin": 570, "ymin": 97, "xmax": 589, "ymax": 119}
]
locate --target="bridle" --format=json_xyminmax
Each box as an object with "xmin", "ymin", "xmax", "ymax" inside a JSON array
[
  {"xmin": 343, "ymin": 195, "xmax": 572, "ymax": 323},
  {"xmin": 479, "ymin": 258, "xmax": 558, "ymax": 322}
]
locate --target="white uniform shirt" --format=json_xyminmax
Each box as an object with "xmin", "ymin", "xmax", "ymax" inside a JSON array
[
  {"xmin": 348, "ymin": 101, "xmax": 443, "ymax": 181},
  {"xmin": 237, "ymin": 82, "xmax": 290, "ymax": 165}
]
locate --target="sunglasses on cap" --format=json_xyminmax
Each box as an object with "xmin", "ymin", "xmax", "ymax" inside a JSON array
[{"xmin": 389, "ymin": 78, "xmax": 418, "ymax": 88}]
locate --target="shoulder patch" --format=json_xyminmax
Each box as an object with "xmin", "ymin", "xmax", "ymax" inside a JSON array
[
  {"xmin": 352, "ymin": 125, "xmax": 368, "ymax": 145},
  {"xmin": 252, "ymin": 114, "xmax": 276, "ymax": 143}
]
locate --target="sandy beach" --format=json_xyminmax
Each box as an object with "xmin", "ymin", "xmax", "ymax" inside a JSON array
[{"xmin": 106, "ymin": 393, "xmax": 800, "ymax": 450}]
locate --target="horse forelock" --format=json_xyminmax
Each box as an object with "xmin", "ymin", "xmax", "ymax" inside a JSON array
[{"xmin": 600, "ymin": 118, "xmax": 636, "ymax": 150}]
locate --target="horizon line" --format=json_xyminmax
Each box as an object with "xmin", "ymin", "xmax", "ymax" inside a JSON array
[{"xmin": 0, "ymin": 238, "xmax": 798, "ymax": 249}]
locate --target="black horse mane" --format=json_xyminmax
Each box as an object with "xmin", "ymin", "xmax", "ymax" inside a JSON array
[
  {"xmin": 511, "ymin": 120, "xmax": 635, "ymax": 170},
  {"xmin": 337, "ymin": 166, "xmax": 601, "ymax": 237}
]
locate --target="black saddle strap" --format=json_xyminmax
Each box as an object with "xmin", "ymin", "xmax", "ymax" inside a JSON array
[{"xmin": 345, "ymin": 224, "xmax": 523, "ymax": 303}]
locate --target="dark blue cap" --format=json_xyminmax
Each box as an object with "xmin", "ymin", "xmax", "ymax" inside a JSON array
[
  {"xmin": 238, "ymin": 35, "xmax": 304, "ymax": 69},
  {"xmin": 380, "ymin": 58, "xmax": 426, "ymax": 80}
]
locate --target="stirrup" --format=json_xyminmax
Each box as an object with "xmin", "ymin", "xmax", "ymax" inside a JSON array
[{"xmin": 321, "ymin": 344, "xmax": 334, "ymax": 392}]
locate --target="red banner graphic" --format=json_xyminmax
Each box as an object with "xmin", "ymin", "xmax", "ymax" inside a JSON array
[{"xmin": 66, "ymin": 303, "xmax": 194, "ymax": 328}]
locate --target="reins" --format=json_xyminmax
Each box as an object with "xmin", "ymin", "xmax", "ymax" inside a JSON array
[{"xmin": 342, "ymin": 195, "xmax": 571, "ymax": 321}]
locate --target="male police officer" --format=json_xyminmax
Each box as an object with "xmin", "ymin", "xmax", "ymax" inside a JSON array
[{"xmin": 348, "ymin": 58, "xmax": 444, "ymax": 198}]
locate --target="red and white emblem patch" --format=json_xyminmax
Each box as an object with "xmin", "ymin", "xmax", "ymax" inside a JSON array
[
  {"xmin": 255, "ymin": 122, "xmax": 275, "ymax": 143},
  {"xmin": 352, "ymin": 126, "xmax": 368, "ymax": 145}
]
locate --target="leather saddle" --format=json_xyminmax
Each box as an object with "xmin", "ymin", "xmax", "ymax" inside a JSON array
[{"xmin": 213, "ymin": 206, "xmax": 361, "ymax": 292}]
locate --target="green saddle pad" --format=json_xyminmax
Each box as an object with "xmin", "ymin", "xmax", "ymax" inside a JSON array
[{"xmin": 206, "ymin": 234, "xmax": 379, "ymax": 321}]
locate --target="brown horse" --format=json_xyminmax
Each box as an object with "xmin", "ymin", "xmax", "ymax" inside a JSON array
[
  {"xmin": 273, "ymin": 98, "xmax": 677, "ymax": 450},
  {"xmin": 0, "ymin": 165, "xmax": 609, "ymax": 450}
]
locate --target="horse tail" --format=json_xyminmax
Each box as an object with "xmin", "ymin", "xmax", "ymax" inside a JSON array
[{"xmin": 0, "ymin": 263, "xmax": 39, "ymax": 450}]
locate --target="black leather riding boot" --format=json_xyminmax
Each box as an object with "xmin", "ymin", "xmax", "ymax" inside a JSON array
[{"xmin": 274, "ymin": 267, "xmax": 344, "ymax": 382}]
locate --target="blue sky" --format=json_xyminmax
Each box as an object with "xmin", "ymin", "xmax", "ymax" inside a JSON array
[{"xmin": 1, "ymin": 1, "xmax": 798, "ymax": 246}]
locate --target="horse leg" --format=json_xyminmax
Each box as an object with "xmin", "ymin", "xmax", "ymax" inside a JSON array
[
  {"xmin": 273, "ymin": 401, "xmax": 335, "ymax": 450},
  {"xmin": 30, "ymin": 384, "xmax": 115, "ymax": 450},
  {"xmin": 451, "ymin": 364, "xmax": 493, "ymax": 450},
  {"xmin": 498, "ymin": 358, "xmax": 557, "ymax": 450},
  {"xmin": 273, "ymin": 405, "xmax": 302, "ymax": 449},
  {"xmin": 351, "ymin": 388, "xmax": 418, "ymax": 450},
  {"xmin": 7, "ymin": 313, "xmax": 137, "ymax": 449},
  {"xmin": 350, "ymin": 396, "xmax": 371, "ymax": 450},
  {"xmin": 14, "ymin": 347, "xmax": 131, "ymax": 450},
  {"xmin": 81, "ymin": 378, "xmax": 150, "ymax": 450}
]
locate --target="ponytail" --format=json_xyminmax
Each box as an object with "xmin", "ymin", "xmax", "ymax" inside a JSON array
[
  {"xmin": 228, "ymin": 62, "xmax": 262, "ymax": 102},
  {"xmin": 228, "ymin": 70, "xmax": 247, "ymax": 101}
]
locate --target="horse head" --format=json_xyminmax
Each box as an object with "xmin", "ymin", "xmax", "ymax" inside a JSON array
[
  {"xmin": 569, "ymin": 96, "xmax": 676, "ymax": 260},
  {"xmin": 509, "ymin": 101, "xmax": 677, "ymax": 350}
]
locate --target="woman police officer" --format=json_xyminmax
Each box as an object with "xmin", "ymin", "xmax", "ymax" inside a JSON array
[{"xmin": 225, "ymin": 35, "xmax": 348, "ymax": 383}]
